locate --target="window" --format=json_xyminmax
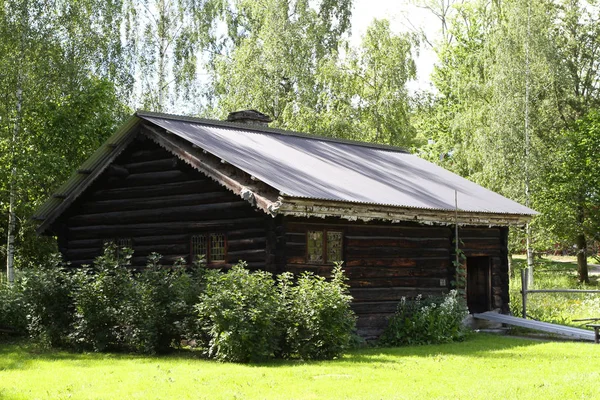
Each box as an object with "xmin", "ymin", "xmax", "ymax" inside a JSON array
[
  {"xmin": 104, "ymin": 238, "xmax": 132, "ymax": 259},
  {"xmin": 307, "ymin": 231, "xmax": 324, "ymax": 263},
  {"xmin": 191, "ymin": 233, "xmax": 226, "ymax": 263},
  {"xmin": 306, "ymin": 230, "xmax": 343, "ymax": 264}
]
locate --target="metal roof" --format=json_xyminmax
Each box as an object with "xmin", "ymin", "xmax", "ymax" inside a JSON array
[
  {"xmin": 139, "ymin": 112, "xmax": 536, "ymax": 216},
  {"xmin": 33, "ymin": 111, "xmax": 536, "ymax": 234}
]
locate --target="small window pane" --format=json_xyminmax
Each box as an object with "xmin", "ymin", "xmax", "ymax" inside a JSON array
[
  {"xmin": 210, "ymin": 233, "xmax": 226, "ymax": 262},
  {"xmin": 327, "ymin": 231, "xmax": 343, "ymax": 263},
  {"xmin": 307, "ymin": 231, "xmax": 324, "ymax": 263},
  {"xmin": 114, "ymin": 238, "xmax": 132, "ymax": 260},
  {"xmin": 117, "ymin": 238, "xmax": 132, "ymax": 249},
  {"xmin": 191, "ymin": 235, "xmax": 207, "ymax": 258}
]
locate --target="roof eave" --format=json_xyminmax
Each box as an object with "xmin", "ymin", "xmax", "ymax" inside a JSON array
[
  {"xmin": 277, "ymin": 196, "xmax": 534, "ymax": 227},
  {"xmin": 34, "ymin": 115, "xmax": 142, "ymax": 235},
  {"xmin": 142, "ymin": 123, "xmax": 282, "ymax": 216}
]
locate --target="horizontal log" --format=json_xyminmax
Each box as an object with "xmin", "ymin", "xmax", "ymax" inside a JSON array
[
  {"xmin": 348, "ymin": 277, "xmax": 446, "ymax": 289},
  {"xmin": 352, "ymin": 301, "xmax": 400, "ymax": 315},
  {"xmin": 227, "ymin": 237, "xmax": 266, "ymax": 251},
  {"xmin": 227, "ymin": 249, "xmax": 267, "ymax": 263},
  {"xmin": 66, "ymin": 245, "xmax": 191, "ymax": 260},
  {"xmin": 78, "ymin": 192, "xmax": 234, "ymax": 214},
  {"xmin": 286, "ymin": 222, "xmax": 451, "ymax": 238},
  {"xmin": 106, "ymin": 164, "xmax": 129, "ymax": 178},
  {"xmin": 123, "ymin": 157, "xmax": 178, "ymax": 174},
  {"xmin": 68, "ymin": 231, "xmax": 269, "ymax": 250},
  {"xmin": 350, "ymin": 287, "xmax": 447, "ymax": 302},
  {"xmin": 68, "ymin": 201, "xmax": 251, "ymax": 226},
  {"xmin": 284, "ymin": 232, "xmax": 307, "ymax": 244},
  {"xmin": 459, "ymin": 228, "xmax": 501, "ymax": 238},
  {"xmin": 462, "ymin": 249, "xmax": 501, "ymax": 257},
  {"xmin": 68, "ymin": 217, "xmax": 265, "ymax": 239},
  {"xmin": 92, "ymin": 180, "xmax": 210, "ymax": 200},
  {"xmin": 129, "ymin": 148, "xmax": 172, "ymax": 162},
  {"xmin": 132, "ymin": 243, "xmax": 189, "ymax": 256},
  {"xmin": 227, "ymin": 228, "xmax": 267, "ymax": 239},
  {"xmin": 66, "ymin": 248, "xmax": 103, "ymax": 260},
  {"xmin": 106, "ymin": 170, "xmax": 189, "ymax": 188},
  {"xmin": 282, "ymin": 264, "xmax": 338, "ymax": 276},
  {"xmin": 68, "ymin": 238, "xmax": 105, "ymax": 249},
  {"xmin": 345, "ymin": 257, "xmax": 449, "ymax": 268},
  {"xmin": 346, "ymin": 247, "xmax": 449, "ymax": 258},
  {"xmin": 458, "ymin": 240, "xmax": 502, "ymax": 250},
  {"xmin": 346, "ymin": 237, "xmax": 449, "ymax": 248},
  {"xmin": 344, "ymin": 266, "xmax": 447, "ymax": 279}
]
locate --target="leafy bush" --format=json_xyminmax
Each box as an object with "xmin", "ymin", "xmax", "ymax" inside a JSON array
[
  {"xmin": 70, "ymin": 245, "xmax": 136, "ymax": 352},
  {"xmin": 2, "ymin": 246, "xmax": 356, "ymax": 361},
  {"xmin": 196, "ymin": 262, "xmax": 356, "ymax": 362},
  {"xmin": 197, "ymin": 263, "xmax": 281, "ymax": 362},
  {"xmin": 121, "ymin": 254, "xmax": 206, "ymax": 354},
  {"xmin": 70, "ymin": 247, "xmax": 207, "ymax": 354},
  {"xmin": 380, "ymin": 290, "xmax": 468, "ymax": 346},
  {"xmin": 0, "ymin": 281, "xmax": 27, "ymax": 337},
  {"xmin": 19, "ymin": 256, "xmax": 75, "ymax": 347},
  {"xmin": 277, "ymin": 264, "xmax": 356, "ymax": 360}
]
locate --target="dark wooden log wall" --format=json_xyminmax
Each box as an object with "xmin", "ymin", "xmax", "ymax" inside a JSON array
[
  {"xmin": 54, "ymin": 138, "xmax": 271, "ymax": 269},
  {"xmin": 281, "ymin": 217, "xmax": 510, "ymax": 338},
  {"xmin": 282, "ymin": 218, "xmax": 452, "ymax": 338}
]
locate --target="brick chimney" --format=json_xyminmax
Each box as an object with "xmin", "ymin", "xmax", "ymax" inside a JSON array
[{"xmin": 226, "ymin": 110, "xmax": 272, "ymax": 126}]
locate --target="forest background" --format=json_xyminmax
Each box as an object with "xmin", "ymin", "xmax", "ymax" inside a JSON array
[{"xmin": 1, "ymin": 0, "xmax": 599, "ymax": 282}]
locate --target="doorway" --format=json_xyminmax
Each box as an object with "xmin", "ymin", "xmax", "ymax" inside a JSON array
[{"xmin": 466, "ymin": 256, "xmax": 491, "ymax": 313}]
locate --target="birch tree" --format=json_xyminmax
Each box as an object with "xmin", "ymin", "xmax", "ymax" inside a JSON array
[
  {"xmin": 0, "ymin": 0, "xmax": 128, "ymax": 279},
  {"xmin": 124, "ymin": 0, "xmax": 219, "ymax": 112}
]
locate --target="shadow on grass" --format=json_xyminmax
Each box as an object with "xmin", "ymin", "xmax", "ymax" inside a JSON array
[{"xmin": 0, "ymin": 334, "xmax": 549, "ymax": 371}]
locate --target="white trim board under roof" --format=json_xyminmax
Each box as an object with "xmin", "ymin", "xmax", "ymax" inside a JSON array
[{"xmin": 33, "ymin": 110, "xmax": 537, "ymax": 234}]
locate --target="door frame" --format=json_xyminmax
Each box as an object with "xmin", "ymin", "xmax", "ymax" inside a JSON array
[{"xmin": 466, "ymin": 256, "xmax": 492, "ymax": 313}]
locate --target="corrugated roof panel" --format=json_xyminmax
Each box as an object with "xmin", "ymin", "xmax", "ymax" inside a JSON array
[{"xmin": 141, "ymin": 115, "xmax": 536, "ymax": 215}]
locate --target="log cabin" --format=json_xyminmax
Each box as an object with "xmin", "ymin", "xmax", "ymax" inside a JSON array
[{"xmin": 33, "ymin": 110, "xmax": 536, "ymax": 338}]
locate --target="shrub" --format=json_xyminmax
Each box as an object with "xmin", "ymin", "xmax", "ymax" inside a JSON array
[
  {"xmin": 277, "ymin": 263, "xmax": 356, "ymax": 360},
  {"xmin": 380, "ymin": 290, "xmax": 468, "ymax": 346},
  {"xmin": 19, "ymin": 256, "xmax": 75, "ymax": 347},
  {"xmin": 70, "ymin": 245, "xmax": 136, "ymax": 352},
  {"xmin": 121, "ymin": 254, "xmax": 206, "ymax": 354},
  {"xmin": 0, "ymin": 281, "xmax": 27, "ymax": 337},
  {"xmin": 197, "ymin": 263, "xmax": 281, "ymax": 362}
]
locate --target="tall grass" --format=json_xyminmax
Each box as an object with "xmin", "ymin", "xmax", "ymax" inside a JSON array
[{"xmin": 509, "ymin": 256, "xmax": 600, "ymax": 327}]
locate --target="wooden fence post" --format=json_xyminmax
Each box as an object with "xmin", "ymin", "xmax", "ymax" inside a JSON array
[{"xmin": 521, "ymin": 268, "xmax": 528, "ymax": 319}]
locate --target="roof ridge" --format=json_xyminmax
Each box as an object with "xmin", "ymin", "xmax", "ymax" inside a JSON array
[{"xmin": 135, "ymin": 110, "xmax": 410, "ymax": 154}]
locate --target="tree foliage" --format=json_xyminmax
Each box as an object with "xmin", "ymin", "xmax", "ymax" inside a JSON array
[
  {"xmin": 417, "ymin": 0, "xmax": 600, "ymax": 280},
  {"xmin": 0, "ymin": 0, "xmax": 129, "ymax": 270}
]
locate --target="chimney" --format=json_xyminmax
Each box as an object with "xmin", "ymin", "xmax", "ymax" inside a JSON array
[{"xmin": 226, "ymin": 110, "xmax": 272, "ymax": 126}]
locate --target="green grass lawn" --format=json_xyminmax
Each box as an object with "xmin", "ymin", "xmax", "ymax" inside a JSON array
[{"xmin": 2, "ymin": 334, "xmax": 600, "ymax": 399}]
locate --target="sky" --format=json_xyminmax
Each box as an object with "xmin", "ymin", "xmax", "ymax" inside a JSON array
[{"xmin": 349, "ymin": 0, "xmax": 441, "ymax": 92}]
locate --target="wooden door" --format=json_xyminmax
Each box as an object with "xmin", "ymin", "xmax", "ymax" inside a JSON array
[{"xmin": 466, "ymin": 256, "xmax": 491, "ymax": 313}]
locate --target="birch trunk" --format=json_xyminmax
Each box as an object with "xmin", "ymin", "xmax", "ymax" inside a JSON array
[{"xmin": 6, "ymin": 85, "xmax": 22, "ymax": 284}]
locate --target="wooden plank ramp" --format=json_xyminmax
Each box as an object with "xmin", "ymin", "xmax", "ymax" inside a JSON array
[{"xmin": 473, "ymin": 312, "xmax": 596, "ymax": 342}]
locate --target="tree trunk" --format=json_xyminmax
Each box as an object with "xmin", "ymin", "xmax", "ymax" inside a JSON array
[
  {"xmin": 6, "ymin": 85, "xmax": 22, "ymax": 284},
  {"xmin": 576, "ymin": 233, "xmax": 589, "ymax": 283}
]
